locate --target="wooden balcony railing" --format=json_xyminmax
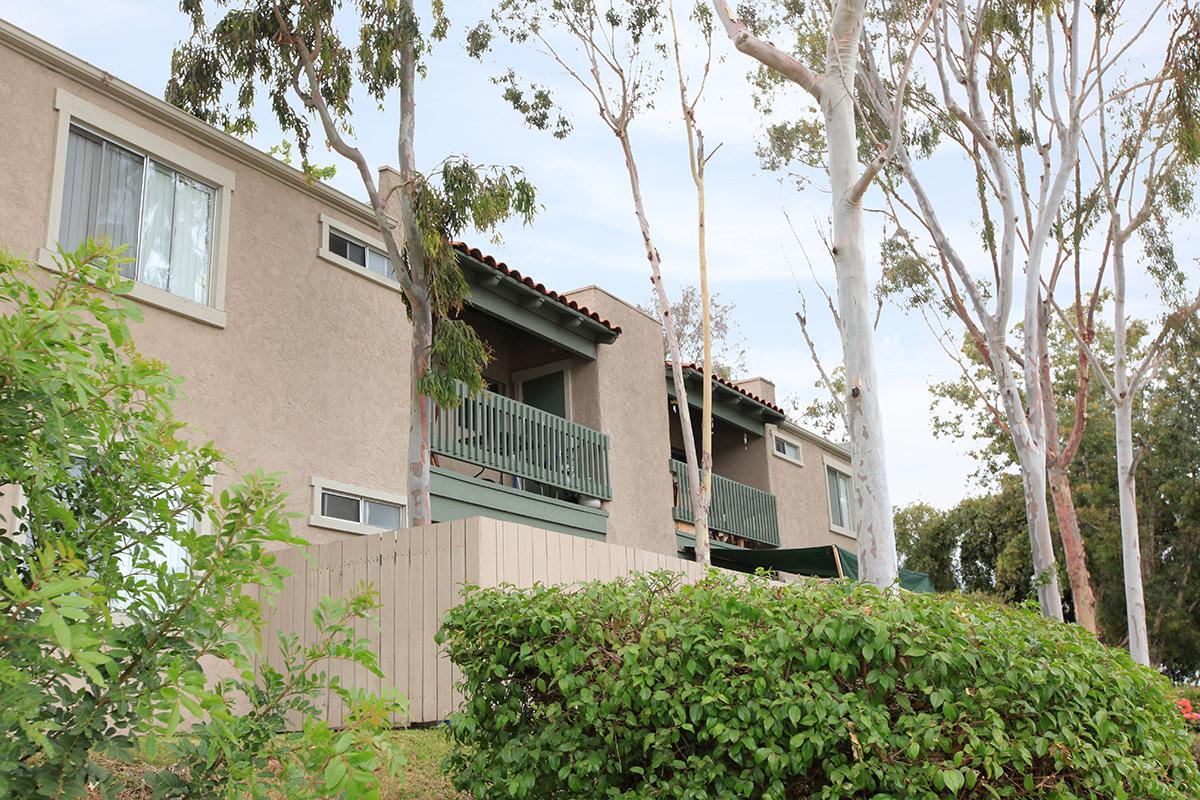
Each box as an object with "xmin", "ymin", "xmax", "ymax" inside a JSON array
[
  {"xmin": 432, "ymin": 384, "xmax": 612, "ymax": 501},
  {"xmin": 669, "ymin": 459, "xmax": 780, "ymax": 547}
]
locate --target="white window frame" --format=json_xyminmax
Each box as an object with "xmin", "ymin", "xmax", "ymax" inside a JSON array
[
  {"xmin": 771, "ymin": 429, "xmax": 804, "ymax": 466},
  {"xmin": 317, "ymin": 213, "xmax": 401, "ymax": 292},
  {"xmin": 822, "ymin": 455, "xmax": 855, "ymax": 539},
  {"xmin": 512, "ymin": 359, "xmax": 574, "ymax": 420},
  {"xmin": 309, "ymin": 477, "xmax": 407, "ymax": 536},
  {"xmin": 41, "ymin": 89, "xmax": 235, "ymax": 328}
]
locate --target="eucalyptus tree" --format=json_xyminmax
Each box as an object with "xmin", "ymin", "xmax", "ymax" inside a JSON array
[
  {"xmin": 853, "ymin": 0, "xmax": 1196, "ymax": 631},
  {"xmin": 705, "ymin": 0, "xmax": 933, "ymax": 588},
  {"xmin": 167, "ymin": 0, "xmax": 537, "ymax": 524},
  {"xmin": 468, "ymin": 0, "xmax": 716, "ymax": 566},
  {"xmin": 840, "ymin": 0, "xmax": 1102, "ymax": 619},
  {"xmin": 1043, "ymin": 3, "xmax": 1200, "ymax": 663},
  {"xmin": 670, "ymin": 1, "xmax": 720, "ymax": 567}
]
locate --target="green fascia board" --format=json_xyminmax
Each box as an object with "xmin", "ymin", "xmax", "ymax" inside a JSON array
[
  {"xmin": 666, "ymin": 373, "xmax": 767, "ymax": 436},
  {"xmin": 430, "ymin": 466, "xmax": 608, "ymax": 540},
  {"xmin": 459, "ymin": 253, "xmax": 618, "ymax": 360}
]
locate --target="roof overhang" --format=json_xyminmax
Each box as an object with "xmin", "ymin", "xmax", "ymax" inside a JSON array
[
  {"xmin": 666, "ymin": 367, "xmax": 787, "ymax": 436},
  {"xmin": 459, "ymin": 251, "xmax": 619, "ymax": 361}
]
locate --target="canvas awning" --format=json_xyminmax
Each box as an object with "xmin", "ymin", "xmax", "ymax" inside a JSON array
[{"xmin": 709, "ymin": 545, "xmax": 935, "ymax": 593}]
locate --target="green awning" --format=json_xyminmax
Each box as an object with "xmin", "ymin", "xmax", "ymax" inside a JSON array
[{"xmin": 709, "ymin": 545, "xmax": 935, "ymax": 593}]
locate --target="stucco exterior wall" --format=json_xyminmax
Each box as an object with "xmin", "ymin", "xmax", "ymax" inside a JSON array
[
  {"xmin": 0, "ymin": 37, "xmax": 413, "ymax": 546},
  {"xmin": 0, "ymin": 24, "xmax": 859, "ymax": 565},
  {"xmin": 767, "ymin": 424, "xmax": 858, "ymax": 552},
  {"xmin": 563, "ymin": 287, "xmax": 676, "ymax": 554}
]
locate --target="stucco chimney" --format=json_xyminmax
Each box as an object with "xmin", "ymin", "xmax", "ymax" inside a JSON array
[
  {"xmin": 734, "ymin": 376, "xmax": 776, "ymax": 406},
  {"xmin": 377, "ymin": 165, "xmax": 404, "ymax": 222}
]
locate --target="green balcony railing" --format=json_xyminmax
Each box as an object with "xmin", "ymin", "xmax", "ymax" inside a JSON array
[
  {"xmin": 670, "ymin": 459, "xmax": 780, "ymax": 547},
  {"xmin": 433, "ymin": 383, "xmax": 612, "ymax": 501}
]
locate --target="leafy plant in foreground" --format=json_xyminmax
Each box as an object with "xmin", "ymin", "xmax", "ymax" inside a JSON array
[
  {"xmin": 441, "ymin": 572, "xmax": 1200, "ymax": 799},
  {"xmin": 0, "ymin": 244, "xmax": 401, "ymax": 799}
]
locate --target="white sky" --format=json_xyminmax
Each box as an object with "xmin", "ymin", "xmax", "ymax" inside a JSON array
[{"xmin": 2, "ymin": 0, "xmax": 1182, "ymax": 509}]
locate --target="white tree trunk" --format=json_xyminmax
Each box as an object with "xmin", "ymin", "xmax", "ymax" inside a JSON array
[
  {"xmin": 986, "ymin": 325, "xmax": 1064, "ymax": 620},
  {"xmin": 616, "ymin": 129, "xmax": 709, "ymax": 566},
  {"xmin": 1113, "ymin": 398, "xmax": 1149, "ymax": 664},
  {"xmin": 1015, "ymin": 441, "xmax": 1065, "ymax": 620},
  {"xmin": 1111, "ymin": 223, "xmax": 1150, "ymax": 664},
  {"xmin": 822, "ymin": 1, "xmax": 897, "ymax": 588}
]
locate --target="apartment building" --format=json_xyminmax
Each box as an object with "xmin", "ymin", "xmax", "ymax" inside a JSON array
[{"xmin": 0, "ymin": 20, "xmax": 860, "ymax": 568}]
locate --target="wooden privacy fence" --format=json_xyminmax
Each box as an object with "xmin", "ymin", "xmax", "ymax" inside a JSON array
[{"xmin": 263, "ymin": 517, "xmax": 714, "ymax": 727}]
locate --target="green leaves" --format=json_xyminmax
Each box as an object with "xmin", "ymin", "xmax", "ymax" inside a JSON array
[
  {"xmin": 441, "ymin": 573, "xmax": 1200, "ymax": 798},
  {"xmin": 0, "ymin": 245, "xmax": 404, "ymax": 799}
]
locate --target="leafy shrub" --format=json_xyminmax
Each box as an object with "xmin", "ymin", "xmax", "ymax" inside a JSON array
[
  {"xmin": 0, "ymin": 245, "xmax": 402, "ymax": 798},
  {"xmin": 440, "ymin": 573, "xmax": 1200, "ymax": 799}
]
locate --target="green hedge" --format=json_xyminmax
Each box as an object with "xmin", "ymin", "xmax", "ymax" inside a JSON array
[{"xmin": 439, "ymin": 573, "xmax": 1200, "ymax": 799}]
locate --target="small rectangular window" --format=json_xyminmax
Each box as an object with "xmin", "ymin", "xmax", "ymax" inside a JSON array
[
  {"xmin": 364, "ymin": 499, "xmax": 403, "ymax": 529},
  {"xmin": 316, "ymin": 483, "xmax": 406, "ymax": 533},
  {"xmin": 328, "ymin": 226, "xmax": 396, "ymax": 281},
  {"xmin": 772, "ymin": 434, "xmax": 802, "ymax": 464},
  {"xmin": 329, "ymin": 230, "xmax": 367, "ymax": 267},
  {"xmin": 321, "ymin": 490, "xmax": 362, "ymax": 523}
]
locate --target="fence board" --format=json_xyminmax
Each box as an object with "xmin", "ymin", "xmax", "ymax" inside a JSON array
[{"xmin": 263, "ymin": 517, "xmax": 757, "ymax": 726}]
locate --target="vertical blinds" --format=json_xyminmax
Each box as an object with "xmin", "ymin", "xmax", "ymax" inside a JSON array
[
  {"xmin": 826, "ymin": 466, "xmax": 852, "ymax": 529},
  {"xmin": 59, "ymin": 125, "xmax": 216, "ymax": 305}
]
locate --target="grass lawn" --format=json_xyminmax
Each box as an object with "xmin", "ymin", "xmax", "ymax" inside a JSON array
[
  {"xmin": 88, "ymin": 727, "xmax": 464, "ymax": 799},
  {"xmin": 382, "ymin": 728, "xmax": 467, "ymax": 799}
]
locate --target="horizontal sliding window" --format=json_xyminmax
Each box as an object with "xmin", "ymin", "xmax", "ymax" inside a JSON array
[
  {"xmin": 319, "ymin": 488, "xmax": 404, "ymax": 531},
  {"xmin": 329, "ymin": 227, "xmax": 396, "ymax": 281},
  {"xmin": 772, "ymin": 433, "xmax": 802, "ymax": 464},
  {"xmin": 59, "ymin": 124, "xmax": 217, "ymax": 305}
]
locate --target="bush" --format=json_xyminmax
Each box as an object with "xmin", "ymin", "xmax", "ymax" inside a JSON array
[
  {"xmin": 440, "ymin": 573, "xmax": 1200, "ymax": 799},
  {"xmin": 0, "ymin": 245, "xmax": 402, "ymax": 799}
]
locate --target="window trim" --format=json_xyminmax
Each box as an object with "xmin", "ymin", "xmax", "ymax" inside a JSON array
[
  {"xmin": 309, "ymin": 476, "xmax": 407, "ymax": 536},
  {"xmin": 771, "ymin": 429, "xmax": 804, "ymax": 466},
  {"xmin": 40, "ymin": 89, "xmax": 234, "ymax": 328},
  {"xmin": 317, "ymin": 213, "xmax": 401, "ymax": 293},
  {"xmin": 822, "ymin": 455, "xmax": 855, "ymax": 539}
]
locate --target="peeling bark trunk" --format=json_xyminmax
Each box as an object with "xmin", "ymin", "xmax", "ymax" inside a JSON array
[
  {"xmin": 696, "ymin": 147, "xmax": 714, "ymax": 570},
  {"xmin": 1039, "ymin": 312, "xmax": 1099, "ymax": 632},
  {"xmin": 616, "ymin": 128, "xmax": 708, "ymax": 564},
  {"xmin": 823, "ymin": 1, "xmax": 897, "ymax": 588},
  {"xmin": 1047, "ymin": 462, "xmax": 1097, "ymax": 631},
  {"xmin": 408, "ymin": 301, "xmax": 434, "ymax": 526}
]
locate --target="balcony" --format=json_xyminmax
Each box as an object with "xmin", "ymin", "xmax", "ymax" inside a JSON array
[
  {"xmin": 669, "ymin": 459, "xmax": 780, "ymax": 547},
  {"xmin": 432, "ymin": 383, "xmax": 612, "ymax": 502}
]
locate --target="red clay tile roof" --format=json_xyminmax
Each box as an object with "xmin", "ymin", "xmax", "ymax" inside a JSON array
[
  {"xmin": 670, "ymin": 361, "xmax": 786, "ymax": 415},
  {"xmin": 453, "ymin": 242, "xmax": 621, "ymax": 335}
]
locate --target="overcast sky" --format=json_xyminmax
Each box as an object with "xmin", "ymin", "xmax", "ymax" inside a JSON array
[{"xmin": 3, "ymin": 1, "xmax": 1180, "ymax": 509}]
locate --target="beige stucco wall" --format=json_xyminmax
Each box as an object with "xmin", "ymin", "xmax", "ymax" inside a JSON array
[
  {"xmin": 0, "ymin": 38, "xmax": 413, "ymax": 546},
  {"xmin": 564, "ymin": 287, "xmax": 676, "ymax": 555},
  {"xmin": 0, "ymin": 26, "xmax": 858, "ymax": 564},
  {"xmin": 767, "ymin": 424, "xmax": 858, "ymax": 553}
]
